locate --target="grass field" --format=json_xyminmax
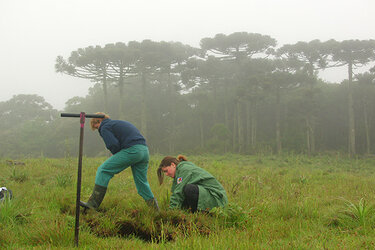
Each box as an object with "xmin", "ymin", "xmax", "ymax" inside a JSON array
[{"xmin": 1, "ymin": 153, "xmax": 375, "ymax": 249}]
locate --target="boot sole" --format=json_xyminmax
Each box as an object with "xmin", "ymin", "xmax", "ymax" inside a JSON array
[{"xmin": 79, "ymin": 201, "xmax": 95, "ymax": 209}]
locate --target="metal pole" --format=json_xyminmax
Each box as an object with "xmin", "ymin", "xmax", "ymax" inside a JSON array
[
  {"xmin": 74, "ymin": 112, "xmax": 85, "ymax": 247},
  {"xmin": 60, "ymin": 112, "xmax": 105, "ymax": 247}
]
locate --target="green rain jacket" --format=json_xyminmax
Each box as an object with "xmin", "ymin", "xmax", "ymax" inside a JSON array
[{"xmin": 170, "ymin": 161, "xmax": 228, "ymax": 211}]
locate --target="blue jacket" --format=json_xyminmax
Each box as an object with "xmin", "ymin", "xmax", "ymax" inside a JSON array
[{"xmin": 98, "ymin": 119, "xmax": 146, "ymax": 154}]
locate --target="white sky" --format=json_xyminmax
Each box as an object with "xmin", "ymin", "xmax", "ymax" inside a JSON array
[{"xmin": 1, "ymin": 0, "xmax": 374, "ymax": 110}]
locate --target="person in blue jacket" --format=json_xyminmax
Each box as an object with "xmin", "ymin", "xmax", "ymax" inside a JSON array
[{"xmin": 80, "ymin": 112, "xmax": 159, "ymax": 211}]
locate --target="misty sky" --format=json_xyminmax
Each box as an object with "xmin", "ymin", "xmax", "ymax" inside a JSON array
[{"xmin": 1, "ymin": 0, "xmax": 374, "ymax": 110}]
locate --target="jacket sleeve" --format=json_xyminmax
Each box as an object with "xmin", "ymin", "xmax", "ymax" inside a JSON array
[
  {"xmin": 100, "ymin": 127, "xmax": 121, "ymax": 154},
  {"xmin": 169, "ymin": 170, "xmax": 193, "ymax": 209}
]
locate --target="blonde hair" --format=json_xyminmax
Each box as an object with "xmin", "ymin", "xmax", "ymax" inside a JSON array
[
  {"xmin": 157, "ymin": 155, "xmax": 188, "ymax": 185},
  {"xmin": 90, "ymin": 112, "xmax": 110, "ymax": 130}
]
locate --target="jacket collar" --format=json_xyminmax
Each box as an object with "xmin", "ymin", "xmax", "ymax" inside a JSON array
[{"xmin": 98, "ymin": 118, "xmax": 110, "ymax": 133}]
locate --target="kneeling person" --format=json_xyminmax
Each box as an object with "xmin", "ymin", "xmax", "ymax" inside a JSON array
[{"xmin": 157, "ymin": 155, "xmax": 228, "ymax": 212}]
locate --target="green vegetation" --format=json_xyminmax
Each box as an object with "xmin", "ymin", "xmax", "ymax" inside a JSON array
[{"xmin": 1, "ymin": 154, "xmax": 375, "ymax": 249}]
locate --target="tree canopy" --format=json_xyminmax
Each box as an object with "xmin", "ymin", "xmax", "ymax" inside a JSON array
[{"xmin": 3, "ymin": 33, "xmax": 375, "ymax": 158}]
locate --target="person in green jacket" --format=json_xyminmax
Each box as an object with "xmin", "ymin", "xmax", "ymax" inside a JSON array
[{"xmin": 157, "ymin": 155, "xmax": 228, "ymax": 212}]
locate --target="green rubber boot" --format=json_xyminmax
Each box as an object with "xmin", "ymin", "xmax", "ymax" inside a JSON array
[
  {"xmin": 80, "ymin": 184, "xmax": 107, "ymax": 210},
  {"xmin": 146, "ymin": 197, "xmax": 160, "ymax": 211}
]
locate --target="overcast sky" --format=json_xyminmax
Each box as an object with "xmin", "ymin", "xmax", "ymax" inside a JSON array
[{"xmin": 1, "ymin": 0, "xmax": 374, "ymax": 110}]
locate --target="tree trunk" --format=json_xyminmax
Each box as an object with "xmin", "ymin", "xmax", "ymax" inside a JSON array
[
  {"xmin": 237, "ymin": 100, "xmax": 244, "ymax": 153},
  {"xmin": 305, "ymin": 116, "xmax": 315, "ymax": 156},
  {"xmin": 306, "ymin": 118, "xmax": 311, "ymax": 156},
  {"xmin": 276, "ymin": 85, "xmax": 282, "ymax": 155},
  {"xmin": 306, "ymin": 65, "xmax": 316, "ymax": 156},
  {"xmin": 363, "ymin": 97, "xmax": 370, "ymax": 155},
  {"xmin": 224, "ymin": 84, "xmax": 230, "ymax": 133},
  {"xmin": 118, "ymin": 68, "xmax": 125, "ymax": 119},
  {"xmin": 102, "ymin": 73, "xmax": 108, "ymax": 113},
  {"xmin": 246, "ymin": 102, "xmax": 251, "ymax": 152},
  {"xmin": 141, "ymin": 73, "xmax": 147, "ymax": 138},
  {"xmin": 224, "ymin": 102, "xmax": 229, "ymax": 133},
  {"xmin": 200, "ymin": 115, "xmax": 204, "ymax": 149},
  {"xmin": 310, "ymin": 120, "xmax": 315, "ymax": 154},
  {"xmin": 224, "ymin": 99, "xmax": 230, "ymax": 153},
  {"xmin": 167, "ymin": 71, "xmax": 175, "ymax": 153},
  {"xmin": 347, "ymin": 62, "xmax": 356, "ymax": 157},
  {"xmin": 212, "ymin": 78, "xmax": 218, "ymax": 124},
  {"xmin": 251, "ymin": 99, "xmax": 258, "ymax": 152},
  {"xmin": 232, "ymin": 104, "xmax": 237, "ymax": 152}
]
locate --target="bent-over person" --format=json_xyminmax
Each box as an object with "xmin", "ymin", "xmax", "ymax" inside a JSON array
[{"xmin": 80, "ymin": 112, "xmax": 159, "ymax": 211}]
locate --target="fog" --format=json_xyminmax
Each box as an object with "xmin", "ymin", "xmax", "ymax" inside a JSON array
[{"xmin": 1, "ymin": 0, "xmax": 374, "ymax": 110}]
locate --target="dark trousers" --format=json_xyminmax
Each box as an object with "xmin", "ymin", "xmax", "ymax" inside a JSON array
[{"xmin": 181, "ymin": 184, "xmax": 199, "ymax": 212}]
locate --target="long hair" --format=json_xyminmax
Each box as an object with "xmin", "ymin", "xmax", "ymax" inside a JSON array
[
  {"xmin": 157, "ymin": 155, "xmax": 188, "ymax": 185},
  {"xmin": 90, "ymin": 112, "xmax": 110, "ymax": 130}
]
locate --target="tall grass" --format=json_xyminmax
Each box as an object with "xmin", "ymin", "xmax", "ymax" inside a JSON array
[{"xmin": 1, "ymin": 154, "xmax": 375, "ymax": 248}]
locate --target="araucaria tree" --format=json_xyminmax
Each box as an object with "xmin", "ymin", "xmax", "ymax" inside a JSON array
[
  {"xmin": 55, "ymin": 46, "xmax": 112, "ymax": 112},
  {"xmin": 47, "ymin": 35, "xmax": 375, "ymax": 157},
  {"xmin": 277, "ymin": 40, "xmax": 332, "ymax": 155},
  {"xmin": 200, "ymin": 32, "xmax": 276, "ymax": 153},
  {"xmin": 330, "ymin": 39, "xmax": 375, "ymax": 157}
]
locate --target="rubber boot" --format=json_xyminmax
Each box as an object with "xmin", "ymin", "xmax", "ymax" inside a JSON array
[
  {"xmin": 146, "ymin": 197, "xmax": 160, "ymax": 211},
  {"xmin": 80, "ymin": 184, "xmax": 107, "ymax": 211}
]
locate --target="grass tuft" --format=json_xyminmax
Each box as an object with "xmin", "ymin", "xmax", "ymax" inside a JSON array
[
  {"xmin": 55, "ymin": 173, "xmax": 72, "ymax": 188},
  {"xmin": 330, "ymin": 198, "xmax": 375, "ymax": 230},
  {"xmin": 209, "ymin": 203, "xmax": 251, "ymax": 228},
  {"xmin": 9, "ymin": 167, "xmax": 28, "ymax": 183}
]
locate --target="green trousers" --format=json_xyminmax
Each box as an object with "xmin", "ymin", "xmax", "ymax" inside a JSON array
[{"xmin": 95, "ymin": 144, "xmax": 154, "ymax": 201}]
